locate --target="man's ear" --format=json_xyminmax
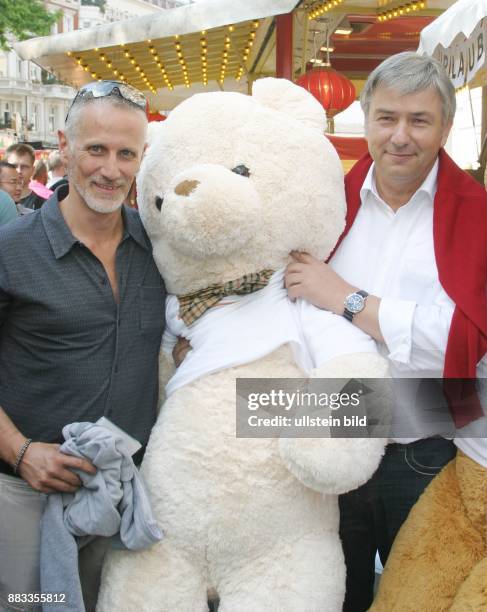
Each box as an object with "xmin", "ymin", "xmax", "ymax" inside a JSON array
[
  {"xmin": 136, "ymin": 142, "xmax": 148, "ymax": 172},
  {"xmin": 363, "ymin": 115, "xmax": 369, "ymax": 138},
  {"xmin": 441, "ymin": 119, "xmax": 453, "ymax": 148},
  {"xmin": 58, "ymin": 130, "xmax": 69, "ymax": 163}
]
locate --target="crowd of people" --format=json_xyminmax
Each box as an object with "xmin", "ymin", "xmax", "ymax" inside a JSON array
[
  {"xmin": 0, "ymin": 51, "xmax": 485, "ymax": 612},
  {"xmin": 0, "ymin": 145, "xmax": 68, "ymax": 223}
]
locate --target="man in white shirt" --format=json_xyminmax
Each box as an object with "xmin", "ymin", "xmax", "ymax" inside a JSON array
[
  {"xmin": 285, "ymin": 52, "xmax": 487, "ymax": 611},
  {"xmin": 46, "ymin": 150, "xmax": 68, "ymax": 191}
]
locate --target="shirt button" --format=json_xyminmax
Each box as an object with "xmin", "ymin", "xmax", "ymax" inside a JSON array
[{"xmin": 101, "ymin": 278, "xmax": 108, "ymax": 286}]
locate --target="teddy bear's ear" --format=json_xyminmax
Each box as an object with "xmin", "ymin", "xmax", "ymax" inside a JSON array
[
  {"xmin": 252, "ymin": 77, "xmax": 326, "ymax": 132},
  {"xmin": 146, "ymin": 121, "xmax": 164, "ymax": 147}
]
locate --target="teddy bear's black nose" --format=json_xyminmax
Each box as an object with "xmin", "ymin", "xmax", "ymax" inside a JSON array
[
  {"xmin": 232, "ymin": 164, "xmax": 251, "ymax": 177},
  {"xmin": 155, "ymin": 196, "xmax": 164, "ymax": 211}
]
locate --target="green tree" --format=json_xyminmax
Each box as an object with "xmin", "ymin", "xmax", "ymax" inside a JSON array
[{"xmin": 0, "ymin": 0, "xmax": 59, "ymax": 50}]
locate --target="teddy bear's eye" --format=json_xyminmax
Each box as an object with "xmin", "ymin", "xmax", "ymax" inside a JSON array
[
  {"xmin": 155, "ymin": 196, "xmax": 164, "ymax": 211},
  {"xmin": 232, "ymin": 164, "xmax": 251, "ymax": 178}
]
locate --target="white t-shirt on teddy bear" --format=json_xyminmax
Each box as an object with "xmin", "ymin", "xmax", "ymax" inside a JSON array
[{"xmin": 163, "ymin": 269, "xmax": 379, "ymax": 397}]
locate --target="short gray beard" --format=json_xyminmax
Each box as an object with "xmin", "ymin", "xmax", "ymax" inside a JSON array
[{"xmin": 73, "ymin": 179, "xmax": 124, "ymax": 214}]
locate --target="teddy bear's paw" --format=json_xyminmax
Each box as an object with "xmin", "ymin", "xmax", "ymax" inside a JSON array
[
  {"xmin": 278, "ymin": 436, "xmax": 386, "ymax": 494},
  {"xmin": 311, "ymin": 352, "xmax": 392, "ymax": 439}
]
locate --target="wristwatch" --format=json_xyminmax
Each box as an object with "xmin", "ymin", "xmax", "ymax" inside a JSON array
[{"xmin": 343, "ymin": 290, "xmax": 369, "ymax": 322}]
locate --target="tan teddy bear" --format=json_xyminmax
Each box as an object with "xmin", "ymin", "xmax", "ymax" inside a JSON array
[{"xmin": 370, "ymin": 447, "xmax": 487, "ymax": 612}]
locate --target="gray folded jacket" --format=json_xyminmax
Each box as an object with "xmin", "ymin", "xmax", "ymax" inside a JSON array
[{"xmin": 40, "ymin": 422, "xmax": 163, "ymax": 612}]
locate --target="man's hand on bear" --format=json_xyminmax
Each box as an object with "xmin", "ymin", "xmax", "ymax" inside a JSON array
[
  {"xmin": 285, "ymin": 251, "xmax": 353, "ymax": 314},
  {"xmin": 285, "ymin": 251, "xmax": 384, "ymax": 343},
  {"xmin": 173, "ymin": 337, "xmax": 192, "ymax": 367}
]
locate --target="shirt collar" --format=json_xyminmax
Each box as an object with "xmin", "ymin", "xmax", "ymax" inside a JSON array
[
  {"xmin": 360, "ymin": 158, "xmax": 439, "ymax": 209},
  {"xmin": 121, "ymin": 205, "xmax": 151, "ymax": 252},
  {"xmin": 41, "ymin": 184, "xmax": 150, "ymax": 259},
  {"xmin": 41, "ymin": 186, "xmax": 77, "ymax": 259}
]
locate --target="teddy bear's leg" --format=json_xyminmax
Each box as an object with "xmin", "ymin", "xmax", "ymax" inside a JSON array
[
  {"xmin": 97, "ymin": 539, "xmax": 208, "ymax": 612},
  {"xmin": 370, "ymin": 454, "xmax": 485, "ymax": 612},
  {"xmin": 216, "ymin": 532, "xmax": 344, "ymax": 612}
]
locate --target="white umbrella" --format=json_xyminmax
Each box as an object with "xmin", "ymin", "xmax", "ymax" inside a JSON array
[{"xmin": 418, "ymin": 0, "xmax": 487, "ymax": 88}]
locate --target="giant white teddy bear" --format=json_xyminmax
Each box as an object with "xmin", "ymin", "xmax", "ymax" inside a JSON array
[{"xmin": 97, "ymin": 78, "xmax": 389, "ymax": 612}]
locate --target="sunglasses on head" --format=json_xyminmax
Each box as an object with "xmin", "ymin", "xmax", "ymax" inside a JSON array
[{"xmin": 65, "ymin": 80, "xmax": 147, "ymax": 121}]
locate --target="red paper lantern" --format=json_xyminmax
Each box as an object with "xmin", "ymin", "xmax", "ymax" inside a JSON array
[{"xmin": 296, "ymin": 67, "xmax": 356, "ymax": 132}]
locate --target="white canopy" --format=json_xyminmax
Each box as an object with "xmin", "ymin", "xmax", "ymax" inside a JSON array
[
  {"xmin": 14, "ymin": 0, "xmax": 298, "ymax": 110},
  {"xmin": 418, "ymin": 0, "xmax": 487, "ymax": 87},
  {"xmin": 14, "ymin": 0, "xmax": 297, "ymax": 61}
]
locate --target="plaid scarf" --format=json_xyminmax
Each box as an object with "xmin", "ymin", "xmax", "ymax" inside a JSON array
[{"xmin": 178, "ymin": 269, "xmax": 275, "ymax": 326}]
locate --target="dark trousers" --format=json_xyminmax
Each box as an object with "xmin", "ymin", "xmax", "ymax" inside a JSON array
[{"xmin": 339, "ymin": 437, "xmax": 456, "ymax": 612}]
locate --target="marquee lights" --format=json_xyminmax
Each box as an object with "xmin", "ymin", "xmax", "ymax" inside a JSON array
[
  {"xmin": 378, "ymin": 1, "xmax": 426, "ymax": 22},
  {"xmin": 95, "ymin": 53, "xmax": 127, "ymax": 84},
  {"xmin": 148, "ymin": 44, "xmax": 173, "ymax": 91},
  {"xmin": 174, "ymin": 36, "xmax": 191, "ymax": 88},
  {"xmin": 200, "ymin": 31, "xmax": 208, "ymax": 85},
  {"xmin": 64, "ymin": 18, "xmax": 263, "ymax": 92},
  {"xmin": 235, "ymin": 20, "xmax": 259, "ymax": 81},
  {"xmin": 308, "ymin": 0, "xmax": 344, "ymax": 21}
]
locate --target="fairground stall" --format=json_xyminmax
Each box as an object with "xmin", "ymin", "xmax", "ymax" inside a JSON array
[{"xmin": 14, "ymin": 0, "xmax": 459, "ymax": 168}]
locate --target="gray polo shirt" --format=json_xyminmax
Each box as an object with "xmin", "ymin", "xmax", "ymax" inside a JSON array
[{"xmin": 0, "ymin": 186, "xmax": 165, "ymax": 475}]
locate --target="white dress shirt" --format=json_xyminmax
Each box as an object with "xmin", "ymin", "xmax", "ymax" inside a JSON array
[{"xmin": 330, "ymin": 160, "xmax": 487, "ymax": 465}]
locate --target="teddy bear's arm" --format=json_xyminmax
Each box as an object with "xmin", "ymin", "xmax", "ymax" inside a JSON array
[
  {"xmin": 279, "ymin": 352, "xmax": 390, "ymax": 494},
  {"xmin": 279, "ymin": 435, "xmax": 386, "ymax": 495}
]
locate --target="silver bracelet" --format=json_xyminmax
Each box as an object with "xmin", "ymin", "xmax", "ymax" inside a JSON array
[{"xmin": 13, "ymin": 438, "xmax": 32, "ymax": 475}]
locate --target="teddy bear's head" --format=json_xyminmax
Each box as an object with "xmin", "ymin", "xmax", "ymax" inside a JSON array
[{"xmin": 137, "ymin": 78, "xmax": 346, "ymax": 295}]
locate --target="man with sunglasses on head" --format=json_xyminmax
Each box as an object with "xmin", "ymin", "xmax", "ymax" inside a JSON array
[{"xmin": 0, "ymin": 81, "xmax": 165, "ymax": 612}]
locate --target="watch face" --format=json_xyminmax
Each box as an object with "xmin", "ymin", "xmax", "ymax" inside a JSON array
[{"xmin": 346, "ymin": 293, "xmax": 365, "ymax": 313}]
